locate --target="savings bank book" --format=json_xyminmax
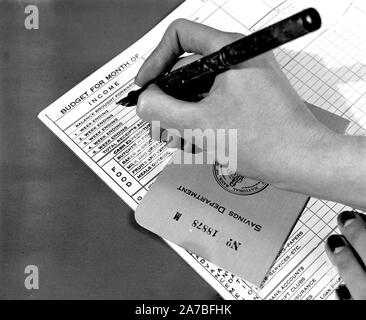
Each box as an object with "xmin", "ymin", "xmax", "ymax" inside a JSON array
[{"xmin": 135, "ymin": 103, "xmax": 349, "ymax": 286}]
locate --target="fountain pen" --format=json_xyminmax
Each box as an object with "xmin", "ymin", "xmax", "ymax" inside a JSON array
[{"xmin": 117, "ymin": 8, "xmax": 321, "ymax": 107}]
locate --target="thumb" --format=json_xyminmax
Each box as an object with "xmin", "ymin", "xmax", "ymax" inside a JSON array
[{"xmin": 136, "ymin": 84, "xmax": 202, "ymax": 131}]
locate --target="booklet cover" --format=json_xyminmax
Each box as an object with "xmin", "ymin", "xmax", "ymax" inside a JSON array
[{"xmin": 135, "ymin": 103, "xmax": 349, "ymax": 286}]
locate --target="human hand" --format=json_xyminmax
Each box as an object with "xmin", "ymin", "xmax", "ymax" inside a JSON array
[
  {"xmin": 135, "ymin": 19, "xmax": 334, "ymax": 186},
  {"xmin": 326, "ymin": 210, "xmax": 366, "ymax": 300}
]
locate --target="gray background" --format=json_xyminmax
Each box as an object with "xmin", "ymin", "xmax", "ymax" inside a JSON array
[{"xmin": 0, "ymin": 0, "xmax": 217, "ymax": 299}]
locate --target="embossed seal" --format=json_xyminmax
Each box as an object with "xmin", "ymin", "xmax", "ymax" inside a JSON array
[{"xmin": 213, "ymin": 163, "xmax": 268, "ymax": 195}]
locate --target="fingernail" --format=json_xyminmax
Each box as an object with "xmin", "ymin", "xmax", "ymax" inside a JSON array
[
  {"xmin": 178, "ymin": 137, "xmax": 186, "ymax": 151},
  {"xmin": 339, "ymin": 211, "xmax": 356, "ymax": 227},
  {"xmin": 191, "ymin": 143, "xmax": 197, "ymax": 154},
  {"xmin": 335, "ymin": 284, "xmax": 351, "ymax": 300},
  {"xmin": 327, "ymin": 234, "xmax": 346, "ymax": 254},
  {"xmin": 159, "ymin": 129, "xmax": 168, "ymax": 142}
]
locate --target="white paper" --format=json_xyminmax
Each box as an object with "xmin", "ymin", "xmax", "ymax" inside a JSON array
[{"xmin": 39, "ymin": 0, "xmax": 366, "ymax": 300}]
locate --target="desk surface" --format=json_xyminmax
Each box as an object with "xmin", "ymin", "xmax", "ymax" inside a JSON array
[{"xmin": 0, "ymin": 0, "xmax": 216, "ymax": 299}]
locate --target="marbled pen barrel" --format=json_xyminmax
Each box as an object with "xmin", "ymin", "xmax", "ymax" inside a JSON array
[
  {"xmin": 222, "ymin": 8, "xmax": 321, "ymax": 66},
  {"xmin": 156, "ymin": 8, "xmax": 321, "ymax": 99},
  {"xmin": 155, "ymin": 50, "xmax": 225, "ymax": 101},
  {"xmin": 119, "ymin": 8, "xmax": 321, "ymax": 105}
]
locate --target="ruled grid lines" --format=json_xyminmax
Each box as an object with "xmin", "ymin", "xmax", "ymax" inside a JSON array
[
  {"xmin": 189, "ymin": 0, "xmax": 366, "ymax": 300},
  {"xmin": 243, "ymin": 4, "xmax": 366, "ymax": 299},
  {"xmin": 39, "ymin": 0, "xmax": 366, "ymax": 300}
]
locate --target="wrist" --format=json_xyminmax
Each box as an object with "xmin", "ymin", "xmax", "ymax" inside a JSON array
[
  {"xmin": 273, "ymin": 129, "xmax": 366, "ymax": 209},
  {"xmin": 269, "ymin": 125, "xmax": 338, "ymax": 192}
]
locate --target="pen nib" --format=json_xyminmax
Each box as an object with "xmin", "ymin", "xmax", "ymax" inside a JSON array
[
  {"xmin": 116, "ymin": 96, "xmax": 130, "ymax": 106},
  {"xmin": 116, "ymin": 90, "xmax": 141, "ymax": 107}
]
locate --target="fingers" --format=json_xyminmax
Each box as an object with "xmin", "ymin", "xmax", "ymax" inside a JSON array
[
  {"xmin": 150, "ymin": 120, "xmax": 199, "ymax": 154},
  {"xmin": 171, "ymin": 54, "xmax": 203, "ymax": 71},
  {"xmin": 325, "ymin": 211, "xmax": 366, "ymax": 300},
  {"xmin": 165, "ymin": 132, "xmax": 198, "ymax": 154},
  {"xmin": 136, "ymin": 84, "xmax": 202, "ymax": 131},
  {"xmin": 337, "ymin": 211, "xmax": 366, "ymax": 266},
  {"xmin": 335, "ymin": 284, "xmax": 352, "ymax": 300},
  {"xmin": 135, "ymin": 18, "xmax": 243, "ymax": 86},
  {"xmin": 325, "ymin": 234, "xmax": 366, "ymax": 299}
]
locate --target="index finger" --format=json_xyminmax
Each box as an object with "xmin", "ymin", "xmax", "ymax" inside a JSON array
[{"xmin": 135, "ymin": 19, "xmax": 243, "ymax": 86}]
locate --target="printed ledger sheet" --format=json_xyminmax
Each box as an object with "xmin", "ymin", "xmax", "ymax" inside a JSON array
[{"xmin": 39, "ymin": 0, "xmax": 366, "ymax": 299}]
